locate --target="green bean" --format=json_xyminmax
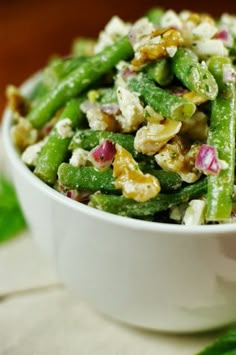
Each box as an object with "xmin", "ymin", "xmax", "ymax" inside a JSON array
[
  {"xmin": 128, "ymin": 73, "xmax": 196, "ymax": 121},
  {"xmin": 145, "ymin": 58, "xmax": 173, "ymax": 86},
  {"xmin": 58, "ymin": 164, "xmax": 117, "ymax": 193},
  {"xmin": 43, "ymin": 56, "xmax": 87, "ymax": 88},
  {"xmin": 99, "ymin": 87, "xmax": 118, "ymax": 104},
  {"xmin": 70, "ymin": 129, "xmax": 137, "ymax": 155},
  {"xmin": 140, "ymin": 168, "xmax": 182, "ymax": 191},
  {"xmin": 27, "ymin": 80, "xmax": 49, "ymax": 103},
  {"xmin": 89, "ymin": 178, "xmax": 207, "ymax": 218},
  {"xmin": 230, "ymin": 37, "xmax": 236, "ymax": 56},
  {"xmin": 27, "ymin": 36, "xmax": 133, "ymax": 129},
  {"xmin": 58, "ymin": 162, "xmax": 183, "ymax": 193},
  {"xmin": 34, "ymin": 98, "xmax": 85, "ymax": 185},
  {"xmin": 146, "ymin": 7, "xmax": 164, "ymax": 27},
  {"xmin": 206, "ymin": 56, "xmax": 236, "ymax": 221},
  {"xmin": 172, "ymin": 48, "xmax": 218, "ymax": 100},
  {"xmin": 69, "ymin": 129, "xmax": 156, "ymax": 168}
]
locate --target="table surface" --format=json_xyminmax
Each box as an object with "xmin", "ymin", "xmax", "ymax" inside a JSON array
[{"xmin": 0, "ymin": 233, "xmax": 223, "ymax": 355}]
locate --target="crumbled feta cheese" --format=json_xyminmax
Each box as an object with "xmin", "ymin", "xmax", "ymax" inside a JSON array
[
  {"xmin": 222, "ymin": 63, "xmax": 236, "ymax": 83},
  {"xmin": 95, "ymin": 16, "xmax": 130, "ymax": 53},
  {"xmin": 192, "ymin": 21, "xmax": 217, "ymax": 39},
  {"xmin": 166, "ymin": 45, "xmax": 177, "ymax": 57},
  {"xmin": 116, "ymin": 86, "xmax": 144, "ymax": 132},
  {"xmin": 183, "ymin": 199, "xmax": 206, "ymax": 225},
  {"xmin": 21, "ymin": 139, "xmax": 46, "ymax": 166},
  {"xmin": 128, "ymin": 18, "xmax": 154, "ymax": 51},
  {"xmin": 179, "ymin": 10, "xmax": 191, "ymax": 22},
  {"xmin": 193, "ymin": 39, "xmax": 228, "ymax": 57},
  {"xmin": 220, "ymin": 14, "xmax": 236, "ymax": 36},
  {"xmin": 55, "ymin": 118, "xmax": 73, "ymax": 139},
  {"xmin": 160, "ymin": 10, "xmax": 182, "ymax": 30},
  {"xmin": 69, "ymin": 148, "xmax": 89, "ymax": 167},
  {"xmin": 86, "ymin": 107, "xmax": 108, "ymax": 131}
]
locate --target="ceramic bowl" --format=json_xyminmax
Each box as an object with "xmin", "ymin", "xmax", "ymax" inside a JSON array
[{"xmin": 2, "ymin": 76, "xmax": 236, "ymax": 333}]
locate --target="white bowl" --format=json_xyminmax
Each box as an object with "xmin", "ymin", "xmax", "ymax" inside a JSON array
[{"xmin": 2, "ymin": 76, "xmax": 236, "ymax": 333}]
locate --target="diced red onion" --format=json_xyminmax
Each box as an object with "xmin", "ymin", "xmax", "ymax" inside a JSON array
[
  {"xmin": 90, "ymin": 140, "xmax": 116, "ymax": 169},
  {"xmin": 101, "ymin": 104, "xmax": 121, "ymax": 116},
  {"xmin": 214, "ymin": 29, "xmax": 233, "ymax": 47},
  {"xmin": 66, "ymin": 189, "xmax": 79, "ymax": 200},
  {"xmin": 222, "ymin": 64, "xmax": 236, "ymax": 83},
  {"xmin": 195, "ymin": 144, "xmax": 220, "ymax": 175}
]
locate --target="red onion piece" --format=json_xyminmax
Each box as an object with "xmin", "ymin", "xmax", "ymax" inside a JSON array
[
  {"xmin": 66, "ymin": 190, "xmax": 79, "ymax": 200},
  {"xmin": 214, "ymin": 29, "xmax": 233, "ymax": 47},
  {"xmin": 195, "ymin": 144, "xmax": 220, "ymax": 175},
  {"xmin": 90, "ymin": 140, "xmax": 116, "ymax": 169}
]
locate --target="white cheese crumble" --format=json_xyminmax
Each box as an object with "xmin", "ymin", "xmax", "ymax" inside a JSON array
[
  {"xmin": 55, "ymin": 118, "xmax": 74, "ymax": 139},
  {"xmin": 192, "ymin": 21, "xmax": 217, "ymax": 40},
  {"xmin": 166, "ymin": 45, "xmax": 177, "ymax": 57},
  {"xmin": 116, "ymin": 86, "xmax": 144, "ymax": 132},
  {"xmin": 86, "ymin": 107, "xmax": 109, "ymax": 131},
  {"xmin": 160, "ymin": 10, "xmax": 182, "ymax": 30},
  {"xmin": 95, "ymin": 16, "xmax": 131, "ymax": 53},
  {"xmin": 69, "ymin": 148, "xmax": 89, "ymax": 167},
  {"xmin": 220, "ymin": 14, "xmax": 236, "ymax": 36},
  {"xmin": 128, "ymin": 17, "xmax": 154, "ymax": 51},
  {"xmin": 21, "ymin": 139, "xmax": 46, "ymax": 166},
  {"xmin": 193, "ymin": 39, "xmax": 228, "ymax": 57},
  {"xmin": 183, "ymin": 199, "xmax": 206, "ymax": 225}
]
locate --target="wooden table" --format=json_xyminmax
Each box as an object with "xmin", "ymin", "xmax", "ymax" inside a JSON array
[{"xmin": 0, "ymin": 0, "xmax": 236, "ymax": 114}]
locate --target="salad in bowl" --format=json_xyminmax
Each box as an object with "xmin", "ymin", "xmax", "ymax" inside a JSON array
[
  {"xmin": 7, "ymin": 7, "xmax": 236, "ymax": 225},
  {"xmin": 3, "ymin": 7, "xmax": 236, "ymax": 332}
]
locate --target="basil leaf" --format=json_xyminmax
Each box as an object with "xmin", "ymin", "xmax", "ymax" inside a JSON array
[
  {"xmin": 197, "ymin": 328, "xmax": 236, "ymax": 355},
  {"xmin": 0, "ymin": 175, "xmax": 27, "ymax": 243}
]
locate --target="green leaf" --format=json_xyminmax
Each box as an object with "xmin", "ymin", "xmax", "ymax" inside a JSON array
[
  {"xmin": 197, "ymin": 328, "xmax": 236, "ymax": 355},
  {"xmin": 0, "ymin": 175, "xmax": 27, "ymax": 243}
]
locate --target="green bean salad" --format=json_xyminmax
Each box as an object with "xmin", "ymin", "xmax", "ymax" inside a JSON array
[{"xmin": 8, "ymin": 8, "xmax": 236, "ymax": 225}]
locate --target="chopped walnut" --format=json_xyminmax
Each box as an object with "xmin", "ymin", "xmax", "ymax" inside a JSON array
[
  {"xmin": 134, "ymin": 119, "xmax": 182, "ymax": 156},
  {"xmin": 6, "ymin": 85, "xmax": 29, "ymax": 118},
  {"xmin": 113, "ymin": 144, "xmax": 160, "ymax": 202},
  {"xmin": 11, "ymin": 117, "xmax": 38, "ymax": 151},
  {"xmin": 155, "ymin": 136, "xmax": 201, "ymax": 183},
  {"xmin": 132, "ymin": 28, "xmax": 184, "ymax": 69}
]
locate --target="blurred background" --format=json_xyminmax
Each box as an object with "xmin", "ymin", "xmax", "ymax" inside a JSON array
[{"xmin": 1, "ymin": 0, "xmax": 236, "ymax": 115}]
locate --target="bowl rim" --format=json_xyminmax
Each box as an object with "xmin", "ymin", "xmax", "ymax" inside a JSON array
[{"xmin": 2, "ymin": 74, "xmax": 236, "ymax": 235}]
